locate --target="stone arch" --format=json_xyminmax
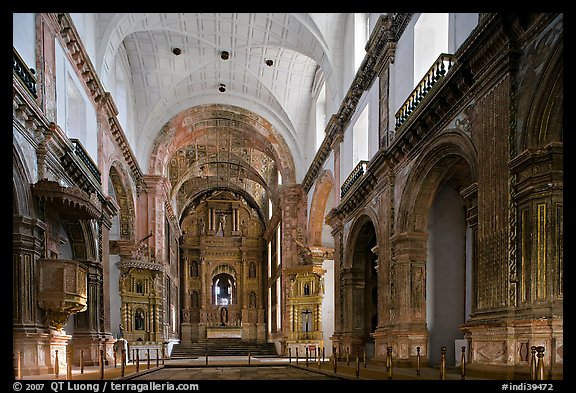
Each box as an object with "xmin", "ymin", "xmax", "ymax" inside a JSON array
[
  {"xmin": 518, "ymin": 28, "xmax": 563, "ymax": 151},
  {"xmin": 13, "ymin": 144, "xmax": 33, "ymax": 217},
  {"xmin": 342, "ymin": 212, "xmax": 379, "ymax": 341},
  {"xmin": 344, "ymin": 209, "xmax": 379, "ymax": 270},
  {"xmin": 108, "ymin": 161, "xmax": 136, "ymax": 241},
  {"xmin": 63, "ymin": 220, "xmax": 98, "ymax": 261},
  {"xmin": 395, "ymin": 130, "xmax": 478, "ymax": 367},
  {"xmin": 397, "ymin": 131, "xmax": 478, "ymax": 234},
  {"xmin": 308, "ymin": 169, "xmax": 335, "ymax": 247}
]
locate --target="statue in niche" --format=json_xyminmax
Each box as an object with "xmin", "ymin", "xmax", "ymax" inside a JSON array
[
  {"xmin": 249, "ymin": 291, "xmax": 256, "ymax": 308},
  {"xmin": 240, "ymin": 219, "xmax": 247, "ymax": 237},
  {"xmin": 190, "ymin": 260, "xmax": 199, "ymax": 277},
  {"xmin": 216, "ymin": 213, "xmax": 226, "ymax": 236},
  {"xmin": 135, "ymin": 309, "xmax": 145, "ymax": 330},
  {"xmin": 249, "ymin": 262, "xmax": 256, "ymax": 278},
  {"xmin": 220, "ymin": 307, "xmax": 228, "ymax": 325},
  {"xmin": 198, "ymin": 217, "xmax": 205, "ymax": 235}
]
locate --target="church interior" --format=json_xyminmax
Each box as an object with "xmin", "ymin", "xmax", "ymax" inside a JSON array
[{"xmin": 12, "ymin": 13, "xmax": 563, "ymax": 380}]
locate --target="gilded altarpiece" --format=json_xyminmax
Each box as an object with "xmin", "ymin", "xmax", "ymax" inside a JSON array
[
  {"xmin": 180, "ymin": 191, "xmax": 266, "ymax": 342},
  {"xmin": 285, "ymin": 269, "xmax": 325, "ymax": 359}
]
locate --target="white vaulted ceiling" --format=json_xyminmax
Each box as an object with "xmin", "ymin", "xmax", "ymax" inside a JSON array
[{"xmin": 94, "ymin": 13, "xmax": 349, "ymax": 180}]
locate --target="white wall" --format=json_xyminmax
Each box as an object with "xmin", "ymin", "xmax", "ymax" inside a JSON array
[
  {"xmin": 426, "ymin": 184, "xmax": 466, "ymax": 367},
  {"xmin": 321, "ymin": 258, "xmax": 335, "ymax": 357},
  {"xmin": 70, "ymin": 13, "xmax": 97, "ymax": 66},
  {"xmin": 450, "ymin": 13, "xmax": 479, "ymax": 53}
]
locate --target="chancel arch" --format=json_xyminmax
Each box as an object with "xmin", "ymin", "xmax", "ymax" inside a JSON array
[{"xmin": 179, "ymin": 190, "xmax": 266, "ymax": 342}]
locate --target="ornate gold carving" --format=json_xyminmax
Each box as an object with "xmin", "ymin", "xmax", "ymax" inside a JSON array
[{"xmin": 537, "ymin": 203, "xmax": 547, "ymax": 300}]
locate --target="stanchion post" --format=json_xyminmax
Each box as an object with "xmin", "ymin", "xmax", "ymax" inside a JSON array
[
  {"xmin": 17, "ymin": 351, "xmax": 22, "ymax": 380},
  {"xmin": 346, "ymin": 347, "xmax": 350, "ymax": 366},
  {"xmin": 54, "ymin": 350, "xmax": 59, "ymax": 378},
  {"xmin": 333, "ymin": 348, "xmax": 337, "ymax": 374},
  {"xmin": 80, "ymin": 349, "xmax": 84, "ymax": 374},
  {"xmin": 296, "ymin": 347, "xmax": 299, "ymax": 364},
  {"xmin": 536, "ymin": 346, "xmax": 545, "ymax": 380},
  {"xmin": 289, "ymin": 347, "xmax": 291, "ymax": 363},
  {"xmin": 460, "ymin": 346, "xmax": 466, "ymax": 380},
  {"xmin": 530, "ymin": 346, "xmax": 537, "ymax": 380},
  {"xmin": 440, "ymin": 346, "xmax": 447, "ymax": 380},
  {"xmin": 248, "ymin": 348, "xmax": 251, "ymax": 365},
  {"xmin": 387, "ymin": 346, "xmax": 393, "ymax": 380},
  {"xmin": 305, "ymin": 346, "xmax": 309, "ymax": 367},
  {"xmin": 205, "ymin": 345, "xmax": 208, "ymax": 365},
  {"xmin": 121, "ymin": 348, "xmax": 126, "ymax": 377},
  {"xmin": 322, "ymin": 347, "xmax": 325, "ymax": 364},
  {"xmin": 416, "ymin": 346, "xmax": 421, "ymax": 376},
  {"xmin": 162, "ymin": 344, "xmax": 165, "ymax": 365},
  {"xmin": 136, "ymin": 349, "xmax": 140, "ymax": 372},
  {"xmin": 147, "ymin": 348, "xmax": 150, "ymax": 369},
  {"xmin": 355, "ymin": 354, "xmax": 360, "ymax": 378},
  {"xmin": 99, "ymin": 349, "xmax": 104, "ymax": 380},
  {"xmin": 66, "ymin": 348, "xmax": 72, "ymax": 380},
  {"xmin": 114, "ymin": 347, "xmax": 117, "ymax": 368},
  {"xmin": 156, "ymin": 348, "xmax": 159, "ymax": 367},
  {"xmin": 363, "ymin": 346, "xmax": 367, "ymax": 368}
]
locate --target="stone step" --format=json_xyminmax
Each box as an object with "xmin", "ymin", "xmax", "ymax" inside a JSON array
[{"xmin": 171, "ymin": 340, "xmax": 278, "ymax": 358}]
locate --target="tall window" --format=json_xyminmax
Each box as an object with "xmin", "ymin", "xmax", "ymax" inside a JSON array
[
  {"xmin": 413, "ymin": 13, "xmax": 449, "ymax": 87},
  {"xmin": 66, "ymin": 74, "xmax": 86, "ymax": 141},
  {"xmin": 354, "ymin": 13, "xmax": 369, "ymax": 71},
  {"xmin": 352, "ymin": 105, "xmax": 369, "ymax": 166}
]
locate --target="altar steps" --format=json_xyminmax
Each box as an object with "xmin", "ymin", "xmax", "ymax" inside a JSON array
[{"xmin": 171, "ymin": 339, "xmax": 278, "ymax": 358}]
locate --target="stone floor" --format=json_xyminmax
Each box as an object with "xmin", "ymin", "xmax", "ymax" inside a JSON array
[{"xmin": 19, "ymin": 355, "xmax": 490, "ymax": 381}]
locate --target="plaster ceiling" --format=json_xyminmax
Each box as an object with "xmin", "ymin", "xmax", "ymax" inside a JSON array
[{"xmin": 94, "ymin": 13, "xmax": 349, "ymax": 220}]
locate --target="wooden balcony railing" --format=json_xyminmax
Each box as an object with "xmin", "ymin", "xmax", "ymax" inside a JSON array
[
  {"xmin": 70, "ymin": 138, "xmax": 102, "ymax": 184},
  {"xmin": 13, "ymin": 47, "xmax": 37, "ymax": 98},
  {"xmin": 394, "ymin": 53, "xmax": 456, "ymax": 130},
  {"xmin": 341, "ymin": 160, "xmax": 368, "ymax": 198}
]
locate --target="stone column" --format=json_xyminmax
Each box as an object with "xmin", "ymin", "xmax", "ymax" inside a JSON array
[
  {"xmin": 326, "ymin": 210, "xmax": 344, "ymax": 355},
  {"xmin": 382, "ymin": 231, "xmax": 429, "ymax": 365},
  {"xmin": 72, "ymin": 260, "xmax": 107, "ymax": 366},
  {"xmin": 141, "ymin": 175, "xmax": 170, "ymax": 343},
  {"xmin": 278, "ymin": 183, "xmax": 307, "ymax": 341},
  {"xmin": 12, "ymin": 216, "xmax": 55, "ymax": 376}
]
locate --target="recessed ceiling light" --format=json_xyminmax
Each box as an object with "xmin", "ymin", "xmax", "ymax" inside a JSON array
[
  {"xmin": 172, "ymin": 48, "xmax": 182, "ymax": 55},
  {"xmin": 219, "ymin": 84, "xmax": 226, "ymax": 92},
  {"xmin": 265, "ymin": 59, "xmax": 274, "ymax": 66},
  {"xmin": 221, "ymin": 51, "xmax": 230, "ymax": 60}
]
